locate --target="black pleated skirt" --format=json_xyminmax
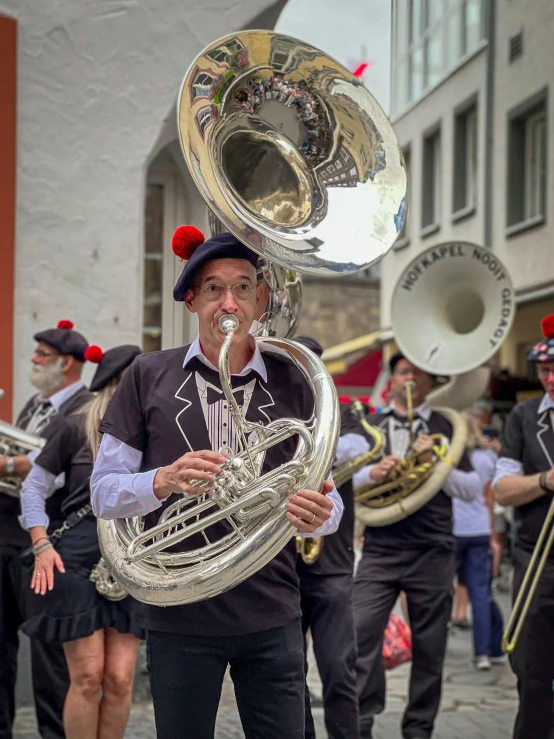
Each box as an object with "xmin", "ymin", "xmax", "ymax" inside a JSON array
[{"xmin": 22, "ymin": 517, "xmax": 144, "ymax": 644}]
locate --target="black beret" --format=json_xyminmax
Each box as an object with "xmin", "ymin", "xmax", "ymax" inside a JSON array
[
  {"xmin": 294, "ymin": 335, "xmax": 324, "ymax": 358},
  {"xmin": 173, "ymin": 232, "xmax": 259, "ymax": 302},
  {"xmin": 527, "ymin": 315, "xmax": 554, "ymax": 363},
  {"xmin": 34, "ymin": 322, "xmax": 88, "ymax": 362},
  {"xmin": 89, "ymin": 345, "xmax": 142, "ymax": 392}
]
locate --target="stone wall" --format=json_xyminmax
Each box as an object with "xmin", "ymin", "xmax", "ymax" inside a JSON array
[{"xmin": 295, "ymin": 278, "xmax": 381, "ymax": 349}]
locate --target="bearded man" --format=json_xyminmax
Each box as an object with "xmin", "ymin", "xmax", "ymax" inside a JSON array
[{"xmin": 0, "ymin": 320, "xmax": 92, "ymax": 739}]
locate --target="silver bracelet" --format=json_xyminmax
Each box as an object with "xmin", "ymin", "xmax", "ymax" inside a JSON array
[
  {"xmin": 32, "ymin": 541, "xmax": 53, "ymax": 556},
  {"xmin": 5, "ymin": 457, "xmax": 15, "ymax": 476}
]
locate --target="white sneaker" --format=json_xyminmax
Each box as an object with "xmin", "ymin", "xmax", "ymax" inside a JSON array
[
  {"xmin": 475, "ymin": 655, "xmax": 492, "ymax": 671},
  {"xmin": 491, "ymin": 655, "xmax": 507, "ymax": 665}
]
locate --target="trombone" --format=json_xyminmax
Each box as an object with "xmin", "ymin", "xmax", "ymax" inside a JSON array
[{"xmin": 502, "ymin": 494, "xmax": 554, "ymax": 653}]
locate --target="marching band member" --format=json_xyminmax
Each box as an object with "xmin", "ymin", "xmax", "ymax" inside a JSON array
[
  {"xmin": 349, "ymin": 352, "xmax": 481, "ymax": 739},
  {"xmin": 90, "ymin": 227, "xmax": 343, "ymax": 739},
  {"xmin": 493, "ymin": 315, "xmax": 554, "ymax": 739},
  {"xmin": 295, "ymin": 336, "xmax": 366, "ymax": 739},
  {"xmin": 0, "ymin": 320, "xmax": 91, "ymax": 739},
  {"xmin": 19, "ymin": 344, "xmax": 143, "ymax": 739}
]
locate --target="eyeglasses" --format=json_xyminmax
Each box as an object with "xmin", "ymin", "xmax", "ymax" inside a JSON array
[
  {"xmin": 537, "ymin": 367, "xmax": 554, "ymax": 380},
  {"xmin": 33, "ymin": 350, "xmax": 61, "ymax": 359},
  {"xmin": 195, "ymin": 283, "xmax": 256, "ymax": 303}
]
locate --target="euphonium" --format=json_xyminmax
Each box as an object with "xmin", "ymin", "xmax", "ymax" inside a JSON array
[
  {"xmin": 0, "ymin": 420, "xmax": 45, "ymax": 498},
  {"xmin": 97, "ymin": 30, "xmax": 407, "ymax": 604},
  {"xmin": 355, "ymin": 383, "xmax": 468, "ymax": 527},
  {"xmin": 333, "ymin": 401, "xmax": 385, "ymax": 488},
  {"xmin": 297, "ymin": 401, "xmax": 384, "ymax": 566}
]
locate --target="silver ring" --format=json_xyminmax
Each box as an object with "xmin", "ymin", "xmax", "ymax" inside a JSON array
[
  {"xmin": 310, "ymin": 512, "xmax": 316, "ymax": 524},
  {"xmin": 36, "ymin": 572, "xmax": 42, "ymax": 577}
]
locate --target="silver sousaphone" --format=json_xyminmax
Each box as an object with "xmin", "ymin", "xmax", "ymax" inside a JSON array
[{"xmin": 98, "ymin": 31, "xmax": 408, "ymax": 605}]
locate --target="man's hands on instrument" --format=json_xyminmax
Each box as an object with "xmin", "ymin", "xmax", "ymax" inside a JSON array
[
  {"xmin": 31, "ymin": 547, "xmax": 65, "ymax": 596},
  {"xmin": 286, "ymin": 480, "xmax": 334, "ymax": 534},
  {"xmin": 154, "ymin": 450, "xmax": 227, "ymax": 499},
  {"xmin": 369, "ymin": 456, "xmax": 398, "ymax": 483},
  {"xmin": 412, "ymin": 434, "xmax": 434, "ymax": 464}
]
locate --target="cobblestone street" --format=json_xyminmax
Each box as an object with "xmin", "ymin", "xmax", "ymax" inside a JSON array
[{"xmin": 13, "ymin": 592, "xmax": 517, "ymax": 738}]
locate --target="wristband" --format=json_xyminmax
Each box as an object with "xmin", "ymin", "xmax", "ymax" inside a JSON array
[
  {"xmin": 32, "ymin": 541, "xmax": 53, "ymax": 556},
  {"xmin": 32, "ymin": 536, "xmax": 50, "ymax": 547},
  {"xmin": 5, "ymin": 457, "xmax": 15, "ymax": 476},
  {"xmin": 539, "ymin": 471, "xmax": 554, "ymax": 494}
]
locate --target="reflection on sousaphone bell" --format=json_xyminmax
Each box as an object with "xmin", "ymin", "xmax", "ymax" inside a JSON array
[{"xmin": 178, "ymin": 30, "xmax": 408, "ymax": 276}]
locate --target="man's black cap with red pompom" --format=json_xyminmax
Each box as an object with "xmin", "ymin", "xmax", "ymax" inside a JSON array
[
  {"xmin": 33, "ymin": 320, "xmax": 89, "ymax": 362},
  {"xmin": 172, "ymin": 226, "xmax": 259, "ymax": 302},
  {"xmin": 527, "ymin": 315, "xmax": 554, "ymax": 363},
  {"xmin": 88, "ymin": 345, "xmax": 142, "ymax": 392}
]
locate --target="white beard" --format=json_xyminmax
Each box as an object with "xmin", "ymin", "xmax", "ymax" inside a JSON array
[{"xmin": 30, "ymin": 358, "xmax": 65, "ymax": 396}]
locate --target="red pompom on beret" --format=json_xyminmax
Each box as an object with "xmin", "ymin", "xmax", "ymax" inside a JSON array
[
  {"xmin": 84, "ymin": 345, "xmax": 104, "ymax": 364},
  {"xmin": 172, "ymin": 226, "xmax": 205, "ymax": 261},
  {"xmin": 57, "ymin": 319, "xmax": 74, "ymax": 330},
  {"xmin": 541, "ymin": 315, "xmax": 554, "ymax": 340}
]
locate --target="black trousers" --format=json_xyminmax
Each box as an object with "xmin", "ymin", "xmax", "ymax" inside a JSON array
[
  {"xmin": 354, "ymin": 546, "xmax": 454, "ymax": 739},
  {"xmin": 0, "ymin": 545, "xmax": 68, "ymax": 739},
  {"xmin": 147, "ymin": 620, "xmax": 305, "ymax": 739},
  {"xmin": 301, "ymin": 574, "xmax": 359, "ymax": 739},
  {"xmin": 510, "ymin": 547, "xmax": 554, "ymax": 739}
]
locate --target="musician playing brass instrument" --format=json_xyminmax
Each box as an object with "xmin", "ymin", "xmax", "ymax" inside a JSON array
[
  {"xmin": 348, "ymin": 352, "xmax": 482, "ymax": 739},
  {"xmin": 493, "ymin": 315, "xmax": 554, "ymax": 739},
  {"xmin": 0, "ymin": 320, "xmax": 92, "ymax": 739},
  {"xmin": 295, "ymin": 337, "xmax": 372, "ymax": 739},
  {"xmin": 91, "ymin": 229, "xmax": 343, "ymax": 739}
]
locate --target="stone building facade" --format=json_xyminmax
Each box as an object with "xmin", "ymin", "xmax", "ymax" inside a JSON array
[{"xmin": 296, "ymin": 276, "xmax": 381, "ymax": 349}]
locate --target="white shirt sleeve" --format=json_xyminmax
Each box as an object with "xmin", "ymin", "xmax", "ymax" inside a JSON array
[
  {"xmin": 492, "ymin": 457, "xmax": 525, "ymax": 490},
  {"xmin": 353, "ymin": 464, "xmax": 376, "ymax": 491},
  {"xmin": 443, "ymin": 469, "xmax": 482, "ymax": 501},
  {"xmin": 90, "ymin": 434, "xmax": 163, "ymax": 520},
  {"xmin": 334, "ymin": 433, "xmax": 370, "ymax": 467},
  {"xmin": 19, "ymin": 464, "xmax": 56, "ymax": 530}
]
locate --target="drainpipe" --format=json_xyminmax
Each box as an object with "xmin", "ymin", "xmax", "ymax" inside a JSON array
[{"xmin": 484, "ymin": 0, "xmax": 496, "ymax": 248}]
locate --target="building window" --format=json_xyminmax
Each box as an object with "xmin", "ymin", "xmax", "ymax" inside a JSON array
[
  {"xmin": 422, "ymin": 128, "xmax": 441, "ymax": 230},
  {"xmin": 192, "ymin": 71, "xmax": 216, "ymax": 101},
  {"xmin": 143, "ymin": 184, "xmax": 164, "ymax": 353},
  {"xmin": 507, "ymin": 92, "xmax": 547, "ymax": 230},
  {"xmin": 453, "ymin": 102, "xmax": 477, "ymax": 215},
  {"xmin": 392, "ymin": 0, "xmax": 485, "ymax": 115},
  {"xmin": 395, "ymin": 147, "xmax": 411, "ymax": 247}
]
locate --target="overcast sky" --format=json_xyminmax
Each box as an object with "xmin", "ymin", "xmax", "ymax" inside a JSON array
[{"xmin": 275, "ymin": 0, "xmax": 392, "ymax": 114}]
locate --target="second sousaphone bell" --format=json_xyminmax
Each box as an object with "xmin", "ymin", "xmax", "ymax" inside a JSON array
[{"xmin": 355, "ymin": 242, "xmax": 516, "ymax": 528}]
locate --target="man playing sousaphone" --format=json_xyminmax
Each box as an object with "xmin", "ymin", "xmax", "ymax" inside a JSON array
[
  {"xmin": 91, "ymin": 227, "xmax": 344, "ymax": 739},
  {"xmin": 348, "ymin": 352, "xmax": 481, "ymax": 739}
]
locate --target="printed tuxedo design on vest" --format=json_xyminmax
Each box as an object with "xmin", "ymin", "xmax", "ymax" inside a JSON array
[
  {"xmin": 536, "ymin": 408, "xmax": 554, "ymax": 468},
  {"xmin": 18, "ymin": 396, "xmax": 58, "ymax": 435},
  {"xmin": 377, "ymin": 414, "xmax": 430, "ymax": 459},
  {"xmin": 195, "ymin": 372, "xmax": 259, "ymax": 455},
  {"xmin": 172, "ymin": 361, "xmax": 276, "ymax": 464}
]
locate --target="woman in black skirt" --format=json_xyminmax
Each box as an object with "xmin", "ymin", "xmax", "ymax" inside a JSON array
[{"xmin": 20, "ymin": 344, "xmax": 143, "ymax": 739}]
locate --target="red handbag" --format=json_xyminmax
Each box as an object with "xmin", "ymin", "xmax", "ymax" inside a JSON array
[{"xmin": 382, "ymin": 613, "xmax": 413, "ymax": 670}]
